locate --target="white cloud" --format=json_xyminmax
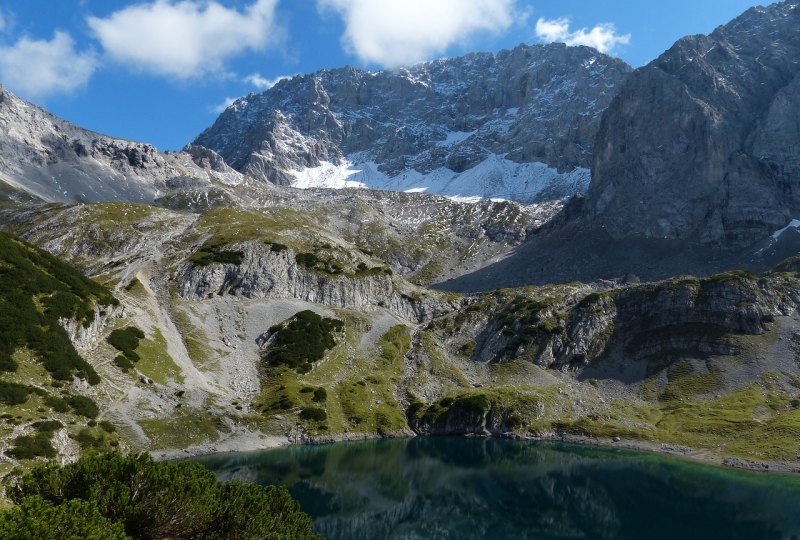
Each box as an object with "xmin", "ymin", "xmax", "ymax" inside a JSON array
[
  {"xmin": 87, "ymin": 0, "xmax": 281, "ymax": 79},
  {"xmin": 244, "ymin": 72, "xmax": 293, "ymax": 90},
  {"xmin": 318, "ymin": 0, "xmax": 519, "ymax": 67},
  {"xmin": 0, "ymin": 31, "xmax": 96, "ymax": 98},
  {"xmin": 535, "ymin": 17, "xmax": 630, "ymax": 54},
  {"xmin": 210, "ymin": 96, "xmax": 236, "ymax": 114}
]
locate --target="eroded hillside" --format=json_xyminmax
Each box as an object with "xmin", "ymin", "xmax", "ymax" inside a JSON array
[{"xmin": 3, "ymin": 202, "xmax": 800, "ymax": 473}]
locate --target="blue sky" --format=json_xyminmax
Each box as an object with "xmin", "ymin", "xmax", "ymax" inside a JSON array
[{"xmin": 0, "ymin": 0, "xmax": 766, "ymax": 151}]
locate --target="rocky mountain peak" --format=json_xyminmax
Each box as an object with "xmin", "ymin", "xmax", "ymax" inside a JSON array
[
  {"xmin": 194, "ymin": 43, "xmax": 631, "ymax": 203},
  {"xmin": 588, "ymin": 0, "xmax": 800, "ymax": 249}
]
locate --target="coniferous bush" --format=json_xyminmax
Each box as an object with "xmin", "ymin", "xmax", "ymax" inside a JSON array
[
  {"xmin": 0, "ymin": 496, "xmax": 128, "ymax": 540},
  {"xmin": 0, "ymin": 232, "xmax": 113, "ymax": 384},
  {"xmin": 0, "ymin": 381, "xmax": 33, "ymax": 405},
  {"xmin": 6, "ymin": 453, "xmax": 318, "ymax": 539},
  {"xmin": 107, "ymin": 327, "xmax": 145, "ymax": 364},
  {"xmin": 66, "ymin": 395, "xmax": 99, "ymax": 419},
  {"xmin": 263, "ymin": 310, "xmax": 343, "ymax": 373},
  {"xmin": 7, "ymin": 433, "xmax": 56, "ymax": 459}
]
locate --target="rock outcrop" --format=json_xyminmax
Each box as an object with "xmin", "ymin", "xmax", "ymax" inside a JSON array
[
  {"xmin": 177, "ymin": 242, "xmax": 458, "ymax": 322},
  {"xmin": 450, "ymin": 270, "xmax": 799, "ymax": 375},
  {"xmin": 194, "ymin": 43, "xmax": 631, "ymax": 203},
  {"xmin": 588, "ymin": 1, "xmax": 800, "ymax": 249},
  {"xmin": 60, "ymin": 305, "xmax": 118, "ymax": 352},
  {"xmin": 0, "ymin": 86, "xmax": 246, "ymax": 203},
  {"xmin": 0, "ymin": 86, "xmax": 174, "ymax": 202}
]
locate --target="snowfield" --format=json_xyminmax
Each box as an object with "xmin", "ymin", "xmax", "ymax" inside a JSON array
[{"xmin": 287, "ymin": 154, "xmax": 590, "ymax": 204}]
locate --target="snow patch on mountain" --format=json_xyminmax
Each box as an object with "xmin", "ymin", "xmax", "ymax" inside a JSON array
[{"xmin": 286, "ymin": 154, "xmax": 591, "ymax": 203}]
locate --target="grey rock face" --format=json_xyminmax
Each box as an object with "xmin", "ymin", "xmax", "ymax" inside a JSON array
[
  {"xmin": 60, "ymin": 304, "xmax": 118, "ymax": 352},
  {"xmin": 589, "ymin": 1, "xmax": 800, "ymax": 249},
  {"xmin": 0, "ymin": 86, "xmax": 174, "ymax": 202},
  {"xmin": 176, "ymin": 242, "xmax": 458, "ymax": 322},
  {"xmin": 0, "ymin": 87, "xmax": 245, "ymax": 203},
  {"xmin": 194, "ymin": 43, "xmax": 631, "ymax": 202},
  {"xmin": 468, "ymin": 272, "xmax": 797, "ymax": 375}
]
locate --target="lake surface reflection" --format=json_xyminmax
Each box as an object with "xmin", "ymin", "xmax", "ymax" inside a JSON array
[{"xmin": 195, "ymin": 437, "xmax": 800, "ymax": 540}]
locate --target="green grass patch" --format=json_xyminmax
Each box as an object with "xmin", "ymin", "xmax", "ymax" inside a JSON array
[
  {"xmin": 134, "ymin": 328, "xmax": 184, "ymax": 385},
  {"xmin": 171, "ymin": 308, "xmax": 212, "ymax": 368},
  {"xmin": 138, "ymin": 410, "xmax": 222, "ymax": 450},
  {"xmin": 659, "ymin": 360, "xmax": 726, "ymax": 401},
  {"xmin": 72, "ymin": 427, "xmax": 116, "ymax": 453},
  {"xmin": 123, "ymin": 278, "xmax": 143, "ymax": 293},
  {"xmin": 190, "ymin": 207, "xmax": 319, "ymax": 253}
]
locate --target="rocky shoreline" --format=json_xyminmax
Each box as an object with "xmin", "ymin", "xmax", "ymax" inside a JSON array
[{"xmin": 152, "ymin": 429, "xmax": 800, "ymax": 475}]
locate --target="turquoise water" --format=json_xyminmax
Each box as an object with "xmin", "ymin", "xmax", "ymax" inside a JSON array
[{"xmin": 196, "ymin": 437, "xmax": 800, "ymax": 539}]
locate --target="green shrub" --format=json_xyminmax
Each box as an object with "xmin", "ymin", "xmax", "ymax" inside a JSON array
[
  {"xmin": 67, "ymin": 395, "xmax": 99, "ymax": 419},
  {"xmin": 7, "ymin": 433, "xmax": 56, "ymax": 459},
  {"xmin": 113, "ymin": 355, "xmax": 135, "ymax": 371},
  {"xmin": 295, "ymin": 252, "xmax": 345, "ymax": 275},
  {"xmin": 190, "ymin": 243, "xmax": 245, "ymax": 267},
  {"xmin": 0, "ymin": 232, "xmax": 113, "ymax": 384},
  {"xmin": 206, "ymin": 481, "xmax": 316, "ymax": 540},
  {"xmin": 295, "ymin": 252, "xmax": 320, "ymax": 269},
  {"xmin": 453, "ymin": 393, "xmax": 490, "ymax": 413},
  {"xmin": 313, "ymin": 387, "xmax": 327, "ymax": 403},
  {"xmin": 0, "ymin": 381, "xmax": 33, "ymax": 405},
  {"xmin": 263, "ymin": 310, "xmax": 343, "ymax": 373},
  {"xmin": 0, "ymin": 496, "xmax": 128, "ymax": 540},
  {"xmin": 299, "ymin": 407, "xmax": 327, "ymax": 421},
  {"xmin": 31, "ymin": 420, "xmax": 63, "ymax": 433},
  {"xmin": 99, "ymin": 421, "xmax": 116, "ymax": 433},
  {"xmin": 107, "ymin": 327, "xmax": 144, "ymax": 363},
  {"xmin": 44, "ymin": 395, "xmax": 69, "ymax": 413},
  {"xmin": 8, "ymin": 453, "xmax": 318, "ymax": 539}
]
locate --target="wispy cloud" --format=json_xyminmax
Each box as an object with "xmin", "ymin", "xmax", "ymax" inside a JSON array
[
  {"xmin": 87, "ymin": 0, "xmax": 283, "ymax": 79},
  {"xmin": 0, "ymin": 31, "xmax": 97, "ymax": 99},
  {"xmin": 244, "ymin": 72, "xmax": 293, "ymax": 91},
  {"xmin": 210, "ymin": 96, "xmax": 237, "ymax": 114},
  {"xmin": 318, "ymin": 0, "xmax": 521, "ymax": 67},
  {"xmin": 535, "ymin": 17, "xmax": 630, "ymax": 54}
]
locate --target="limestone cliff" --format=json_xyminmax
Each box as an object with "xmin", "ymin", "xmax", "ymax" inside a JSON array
[{"xmin": 588, "ymin": 1, "xmax": 800, "ymax": 249}]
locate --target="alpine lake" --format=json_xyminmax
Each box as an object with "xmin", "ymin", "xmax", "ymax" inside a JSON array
[{"xmin": 194, "ymin": 437, "xmax": 800, "ymax": 540}]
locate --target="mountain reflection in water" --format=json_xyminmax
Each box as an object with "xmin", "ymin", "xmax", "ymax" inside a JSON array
[{"xmin": 195, "ymin": 437, "xmax": 800, "ymax": 540}]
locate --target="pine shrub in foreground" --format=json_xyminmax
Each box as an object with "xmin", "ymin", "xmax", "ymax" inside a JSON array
[{"xmin": 4, "ymin": 452, "xmax": 319, "ymax": 539}]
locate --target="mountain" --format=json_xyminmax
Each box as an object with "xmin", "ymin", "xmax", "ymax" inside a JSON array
[
  {"xmin": 0, "ymin": 86, "xmax": 245, "ymax": 203},
  {"xmin": 2, "ymin": 1, "xmax": 800, "ymax": 476},
  {"xmin": 4, "ymin": 202, "xmax": 800, "ymax": 472},
  {"xmin": 588, "ymin": 0, "xmax": 800, "ymax": 249},
  {"xmin": 441, "ymin": 0, "xmax": 800, "ymax": 291},
  {"xmin": 194, "ymin": 43, "xmax": 631, "ymax": 203}
]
